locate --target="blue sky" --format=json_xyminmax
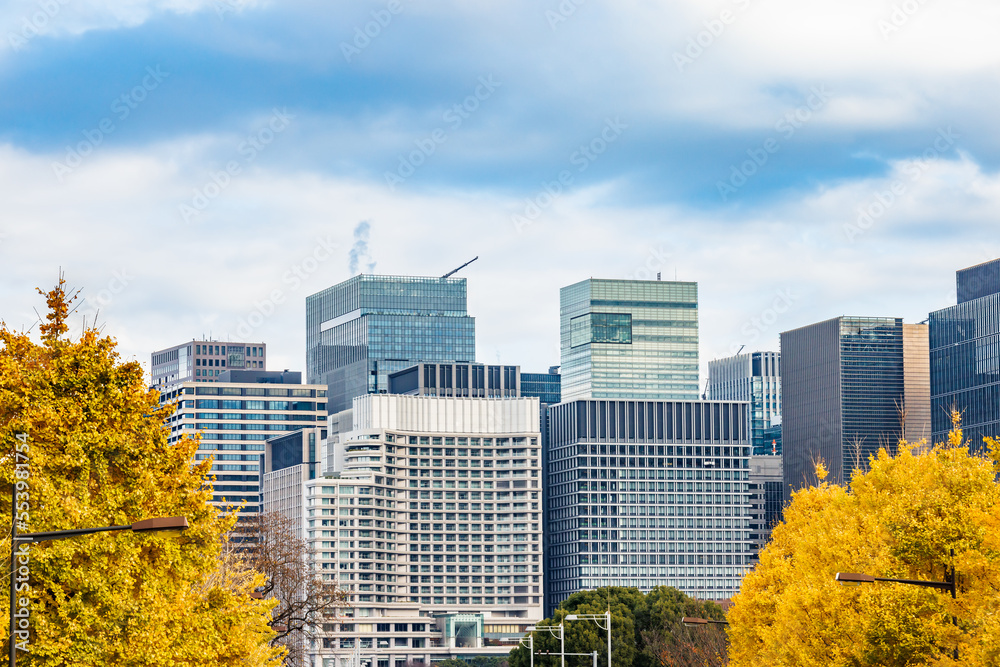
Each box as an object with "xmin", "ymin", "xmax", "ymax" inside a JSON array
[{"xmin": 2, "ymin": 0, "xmax": 999, "ymax": 379}]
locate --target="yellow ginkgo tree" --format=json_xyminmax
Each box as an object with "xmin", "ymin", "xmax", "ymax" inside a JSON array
[
  {"xmin": 728, "ymin": 415, "xmax": 1000, "ymax": 667},
  {"xmin": 0, "ymin": 277, "xmax": 284, "ymax": 666}
]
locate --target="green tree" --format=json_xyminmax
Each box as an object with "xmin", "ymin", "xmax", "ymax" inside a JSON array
[
  {"xmin": 0, "ymin": 278, "xmax": 283, "ymax": 665},
  {"xmin": 642, "ymin": 587, "xmax": 727, "ymax": 667},
  {"xmin": 510, "ymin": 587, "xmax": 723, "ymax": 667},
  {"xmin": 728, "ymin": 416, "xmax": 1000, "ymax": 667}
]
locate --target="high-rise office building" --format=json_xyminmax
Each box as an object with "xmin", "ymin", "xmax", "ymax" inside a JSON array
[
  {"xmin": 158, "ymin": 370, "xmax": 327, "ymax": 515},
  {"xmin": 707, "ymin": 351, "xmax": 781, "ymax": 455},
  {"xmin": 151, "ymin": 339, "xmax": 267, "ymax": 390},
  {"xmin": 560, "ymin": 279, "xmax": 699, "ymax": 402},
  {"xmin": 262, "ymin": 394, "xmax": 544, "ymax": 667},
  {"xmin": 930, "ymin": 258, "xmax": 1000, "ymax": 449},
  {"xmin": 306, "ymin": 275, "xmax": 476, "ymax": 414},
  {"xmin": 545, "ymin": 398, "xmax": 753, "ymax": 611},
  {"xmin": 781, "ymin": 317, "xmax": 930, "ymax": 496}
]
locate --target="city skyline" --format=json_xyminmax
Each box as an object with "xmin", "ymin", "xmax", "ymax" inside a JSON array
[
  {"xmin": 3, "ymin": 261, "xmax": 990, "ymax": 390},
  {"xmin": 2, "ymin": 2, "xmax": 998, "ymax": 387}
]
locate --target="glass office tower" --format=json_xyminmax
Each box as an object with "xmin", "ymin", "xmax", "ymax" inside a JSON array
[
  {"xmin": 707, "ymin": 351, "xmax": 781, "ymax": 455},
  {"xmin": 781, "ymin": 317, "xmax": 929, "ymax": 496},
  {"xmin": 306, "ymin": 275, "xmax": 477, "ymax": 413},
  {"xmin": 930, "ymin": 258, "xmax": 1000, "ymax": 449},
  {"xmin": 560, "ymin": 279, "xmax": 699, "ymax": 402}
]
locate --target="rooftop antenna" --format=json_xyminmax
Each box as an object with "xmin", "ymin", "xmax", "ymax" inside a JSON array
[{"xmin": 442, "ymin": 256, "xmax": 479, "ymax": 279}]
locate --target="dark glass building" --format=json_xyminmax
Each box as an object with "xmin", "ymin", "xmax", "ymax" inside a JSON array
[
  {"xmin": 306, "ymin": 275, "xmax": 476, "ymax": 413},
  {"xmin": 930, "ymin": 258, "xmax": 1000, "ymax": 449},
  {"xmin": 520, "ymin": 367, "xmax": 562, "ymax": 405},
  {"xmin": 762, "ymin": 423, "xmax": 782, "ymax": 455},
  {"xmin": 781, "ymin": 317, "xmax": 930, "ymax": 496},
  {"xmin": 387, "ymin": 362, "xmax": 519, "ymax": 397},
  {"xmin": 707, "ymin": 351, "xmax": 780, "ymax": 455},
  {"xmin": 545, "ymin": 398, "xmax": 752, "ymax": 612}
]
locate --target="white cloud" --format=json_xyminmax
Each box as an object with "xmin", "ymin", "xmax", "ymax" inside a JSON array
[
  {"xmin": 0, "ymin": 0, "xmax": 267, "ymax": 55},
  {"xmin": 2, "ymin": 131, "xmax": 998, "ymax": 385}
]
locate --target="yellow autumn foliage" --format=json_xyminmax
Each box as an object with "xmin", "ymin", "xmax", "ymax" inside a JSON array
[
  {"xmin": 728, "ymin": 416, "xmax": 1000, "ymax": 666},
  {"xmin": 0, "ymin": 279, "xmax": 285, "ymax": 666}
]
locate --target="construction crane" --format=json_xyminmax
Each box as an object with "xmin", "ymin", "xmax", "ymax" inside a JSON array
[{"xmin": 442, "ymin": 256, "xmax": 479, "ymax": 279}]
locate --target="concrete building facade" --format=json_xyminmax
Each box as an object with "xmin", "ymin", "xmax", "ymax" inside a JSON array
[
  {"xmin": 151, "ymin": 339, "xmax": 267, "ymax": 390},
  {"xmin": 545, "ymin": 398, "xmax": 753, "ymax": 612},
  {"xmin": 263, "ymin": 394, "xmax": 544, "ymax": 667},
  {"xmin": 159, "ymin": 370, "xmax": 327, "ymax": 514}
]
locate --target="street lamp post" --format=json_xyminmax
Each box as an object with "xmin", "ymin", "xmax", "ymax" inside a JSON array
[
  {"xmin": 7, "ymin": 508, "xmax": 188, "ymax": 667},
  {"xmin": 681, "ymin": 616, "xmax": 729, "ymax": 627},
  {"xmin": 835, "ymin": 554, "xmax": 959, "ymax": 660},
  {"xmin": 565, "ymin": 610, "xmax": 611, "ymax": 667},
  {"xmin": 530, "ymin": 623, "xmax": 565, "ymax": 667}
]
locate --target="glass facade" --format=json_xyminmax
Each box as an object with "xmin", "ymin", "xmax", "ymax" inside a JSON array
[
  {"xmin": 545, "ymin": 399, "xmax": 752, "ymax": 613},
  {"xmin": 781, "ymin": 317, "xmax": 926, "ymax": 495},
  {"xmin": 839, "ymin": 317, "xmax": 905, "ymax": 462},
  {"xmin": 306, "ymin": 275, "xmax": 476, "ymax": 413},
  {"xmin": 762, "ymin": 424, "xmax": 782, "ymax": 455},
  {"xmin": 707, "ymin": 351, "xmax": 780, "ymax": 454},
  {"xmin": 930, "ymin": 291, "xmax": 1000, "ymax": 450},
  {"xmin": 519, "ymin": 370, "xmax": 562, "ymax": 405},
  {"xmin": 957, "ymin": 258, "xmax": 1000, "ymax": 304},
  {"xmin": 560, "ymin": 279, "xmax": 699, "ymax": 402}
]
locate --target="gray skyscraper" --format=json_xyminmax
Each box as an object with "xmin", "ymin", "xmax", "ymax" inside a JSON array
[
  {"xmin": 707, "ymin": 351, "xmax": 781, "ymax": 455},
  {"xmin": 560, "ymin": 279, "xmax": 699, "ymax": 402},
  {"xmin": 781, "ymin": 317, "xmax": 930, "ymax": 496},
  {"xmin": 306, "ymin": 275, "xmax": 477, "ymax": 413},
  {"xmin": 546, "ymin": 398, "xmax": 753, "ymax": 611},
  {"xmin": 930, "ymin": 258, "xmax": 1000, "ymax": 449}
]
